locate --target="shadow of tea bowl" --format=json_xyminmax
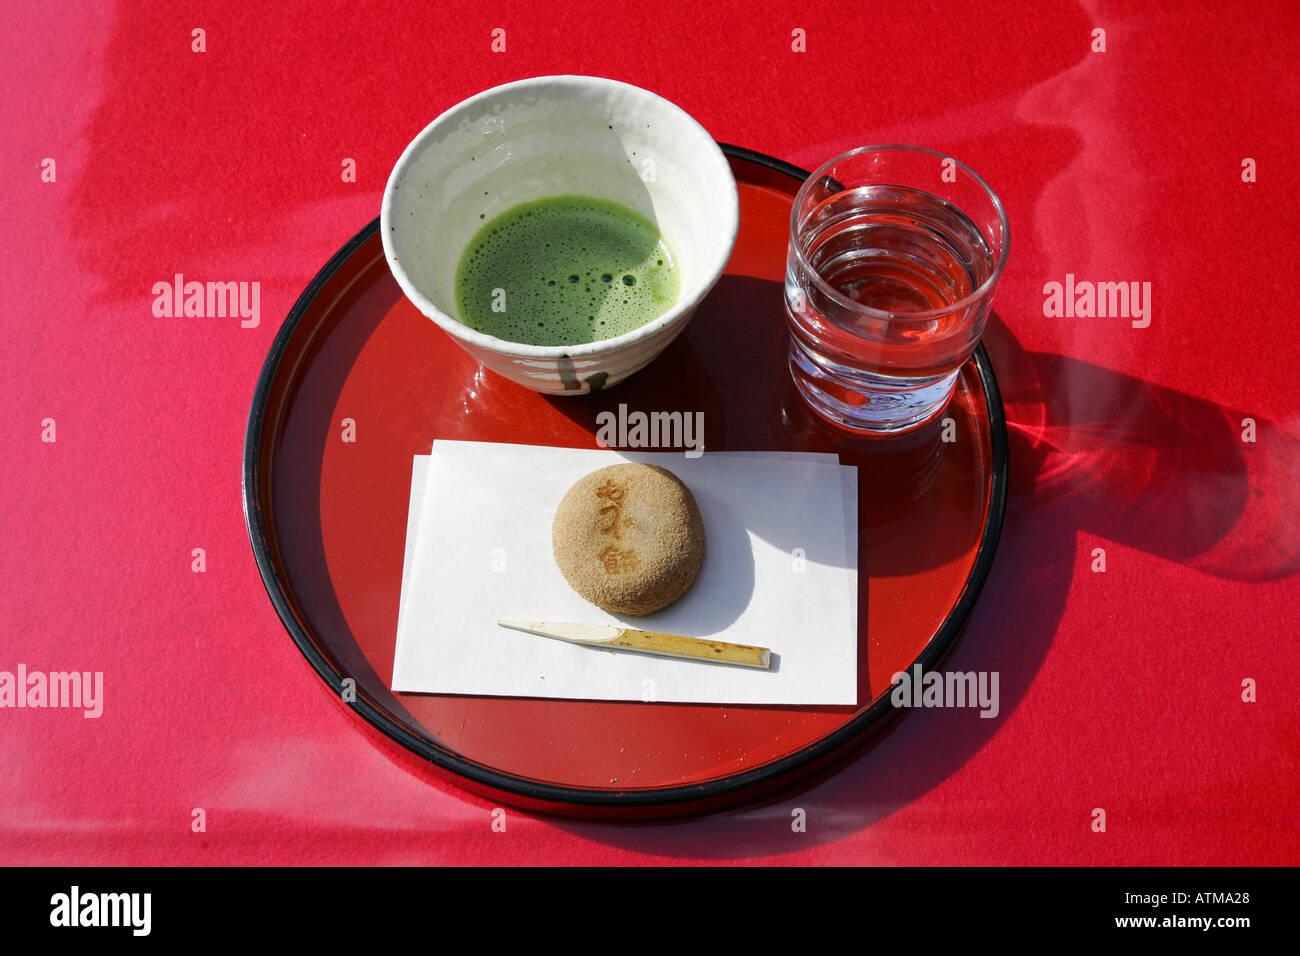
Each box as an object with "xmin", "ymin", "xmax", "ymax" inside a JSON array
[{"xmin": 381, "ymin": 75, "xmax": 739, "ymax": 395}]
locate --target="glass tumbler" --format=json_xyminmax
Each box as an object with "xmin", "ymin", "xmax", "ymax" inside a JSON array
[{"xmin": 784, "ymin": 146, "xmax": 1009, "ymax": 434}]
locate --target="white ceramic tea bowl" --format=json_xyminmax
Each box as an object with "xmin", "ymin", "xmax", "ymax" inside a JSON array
[{"xmin": 381, "ymin": 75, "xmax": 739, "ymax": 394}]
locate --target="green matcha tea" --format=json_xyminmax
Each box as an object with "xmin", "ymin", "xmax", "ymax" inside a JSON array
[{"xmin": 453, "ymin": 194, "xmax": 680, "ymax": 346}]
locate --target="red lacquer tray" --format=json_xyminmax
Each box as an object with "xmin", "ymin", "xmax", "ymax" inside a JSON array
[{"xmin": 243, "ymin": 145, "xmax": 1008, "ymax": 819}]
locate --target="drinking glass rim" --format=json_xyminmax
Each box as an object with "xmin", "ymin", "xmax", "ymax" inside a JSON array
[{"xmin": 789, "ymin": 144, "xmax": 1011, "ymax": 322}]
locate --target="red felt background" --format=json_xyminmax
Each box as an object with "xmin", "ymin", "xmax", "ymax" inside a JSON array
[{"xmin": 2, "ymin": 0, "xmax": 1297, "ymax": 864}]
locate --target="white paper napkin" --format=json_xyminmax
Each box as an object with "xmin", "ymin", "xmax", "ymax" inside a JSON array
[{"xmin": 392, "ymin": 440, "xmax": 858, "ymax": 705}]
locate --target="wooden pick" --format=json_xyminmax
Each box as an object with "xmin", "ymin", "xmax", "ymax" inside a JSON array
[{"xmin": 496, "ymin": 620, "xmax": 772, "ymax": 670}]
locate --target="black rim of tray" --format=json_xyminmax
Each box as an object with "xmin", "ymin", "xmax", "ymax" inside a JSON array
[{"xmin": 242, "ymin": 143, "xmax": 1010, "ymax": 812}]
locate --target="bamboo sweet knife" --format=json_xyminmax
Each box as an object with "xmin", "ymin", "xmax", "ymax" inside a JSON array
[{"xmin": 496, "ymin": 620, "xmax": 772, "ymax": 670}]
